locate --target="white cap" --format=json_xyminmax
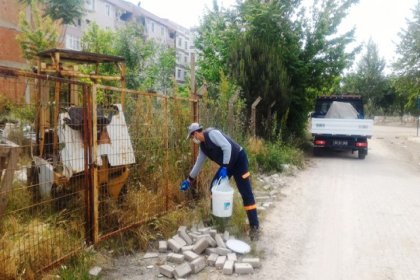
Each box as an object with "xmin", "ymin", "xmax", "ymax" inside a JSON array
[{"xmin": 186, "ymin": 122, "xmax": 202, "ymax": 139}]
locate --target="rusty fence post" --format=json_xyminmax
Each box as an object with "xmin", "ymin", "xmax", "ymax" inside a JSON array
[
  {"xmin": 90, "ymin": 84, "xmax": 99, "ymax": 243},
  {"xmin": 250, "ymin": 96, "xmax": 262, "ymax": 138}
]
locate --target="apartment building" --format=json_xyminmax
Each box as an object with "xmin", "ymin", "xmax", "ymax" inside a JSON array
[{"xmin": 0, "ymin": 0, "xmax": 26, "ymax": 69}]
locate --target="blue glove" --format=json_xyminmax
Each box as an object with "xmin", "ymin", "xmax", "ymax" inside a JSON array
[
  {"xmin": 218, "ymin": 166, "xmax": 228, "ymax": 179},
  {"xmin": 180, "ymin": 179, "xmax": 190, "ymax": 191}
]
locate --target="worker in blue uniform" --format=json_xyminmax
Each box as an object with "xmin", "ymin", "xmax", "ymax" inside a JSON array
[{"xmin": 180, "ymin": 123, "xmax": 260, "ymax": 240}]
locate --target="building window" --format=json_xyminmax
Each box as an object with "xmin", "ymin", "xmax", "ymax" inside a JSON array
[
  {"xmin": 152, "ymin": 23, "xmax": 155, "ymax": 32},
  {"xmin": 178, "ymin": 38, "xmax": 182, "ymax": 47},
  {"xmin": 185, "ymin": 41, "xmax": 188, "ymax": 50},
  {"xmin": 177, "ymin": 69, "xmax": 181, "ymax": 79},
  {"xmin": 66, "ymin": 35, "xmax": 81, "ymax": 51},
  {"xmin": 184, "ymin": 56, "xmax": 187, "ymax": 64},
  {"xmin": 161, "ymin": 27, "xmax": 164, "ymax": 35},
  {"xmin": 86, "ymin": 0, "xmax": 95, "ymax": 11},
  {"xmin": 106, "ymin": 4, "xmax": 110, "ymax": 16}
]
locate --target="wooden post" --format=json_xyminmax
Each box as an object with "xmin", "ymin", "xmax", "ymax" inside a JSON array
[
  {"xmin": 164, "ymin": 98, "xmax": 169, "ymax": 211},
  {"xmin": 251, "ymin": 96, "xmax": 262, "ymax": 138},
  {"xmin": 228, "ymin": 90, "xmax": 240, "ymax": 135},
  {"xmin": 90, "ymin": 85, "xmax": 99, "ymax": 243},
  {"xmin": 190, "ymin": 53, "xmax": 199, "ymax": 162},
  {"xmin": 119, "ymin": 63, "xmax": 126, "ymax": 110}
]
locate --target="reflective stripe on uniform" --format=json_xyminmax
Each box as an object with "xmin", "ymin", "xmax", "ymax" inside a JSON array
[
  {"xmin": 242, "ymin": 172, "xmax": 250, "ymax": 179},
  {"xmin": 244, "ymin": 204, "xmax": 257, "ymax": 211}
]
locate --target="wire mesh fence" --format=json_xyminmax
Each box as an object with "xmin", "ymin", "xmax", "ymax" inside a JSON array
[{"xmin": 0, "ymin": 67, "xmax": 199, "ymax": 278}]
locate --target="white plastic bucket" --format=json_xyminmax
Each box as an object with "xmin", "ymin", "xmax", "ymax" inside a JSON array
[{"xmin": 211, "ymin": 178, "xmax": 234, "ymax": 217}]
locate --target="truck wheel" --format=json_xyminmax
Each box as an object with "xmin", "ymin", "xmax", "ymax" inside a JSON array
[
  {"xmin": 358, "ymin": 151, "xmax": 366, "ymax": 159},
  {"xmin": 313, "ymin": 147, "xmax": 322, "ymax": 157}
]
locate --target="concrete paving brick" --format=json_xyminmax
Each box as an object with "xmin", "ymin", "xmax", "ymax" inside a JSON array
[
  {"xmin": 209, "ymin": 229, "xmax": 217, "ymax": 238},
  {"xmin": 215, "ymin": 247, "xmax": 231, "ymax": 256},
  {"xmin": 183, "ymin": 250, "xmax": 200, "ymax": 261},
  {"xmin": 159, "ymin": 241, "xmax": 168, "ymax": 253},
  {"xmin": 173, "ymin": 262, "xmax": 192, "ymax": 279},
  {"xmin": 223, "ymin": 260, "xmax": 235, "ymax": 275},
  {"xmin": 227, "ymin": 253, "xmax": 237, "ymax": 262},
  {"xmin": 215, "ymin": 234, "xmax": 226, "ymax": 248},
  {"xmin": 167, "ymin": 238, "xmax": 182, "ymax": 253},
  {"xmin": 205, "ymin": 248, "xmax": 218, "ymax": 255},
  {"xmin": 215, "ymin": 255, "xmax": 227, "ymax": 269},
  {"xmin": 207, "ymin": 253, "xmax": 219, "ymax": 266},
  {"xmin": 234, "ymin": 263, "xmax": 254, "ymax": 274},
  {"xmin": 223, "ymin": 230, "xmax": 230, "ymax": 242},
  {"xmin": 204, "ymin": 235, "xmax": 217, "ymax": 247},
  {"xmin": 192, "ymin": 238, "xmax": 209, "ymax": 254},
  {"xmin": 167, "ymin": 253, "xmax": 185, "ymax": 264},
  {"xmin": 181, "ymin": 245, "xmax": 194, "ymax": 253},
  {"xmin": 242, "ymin": 257, "xmax": 261, "ymax": 268},
  {"xmin": 179, "ymin": 230, "xmax": 193, "ymax": 245},
  {"xmin": 177, "ymin": 226, "xmax": 187, "ymax": 234},
  {"xmin": 198, "ymin": 227, "xmax": 211, "ymax": 234},
  {"xmin": 159, "ymin": 264, "xmax": 174, "ymax": 278},
  {"xmin": 172, "ymin": 234, "xmax": 187, "ymax": 247},
  {"xmin": 190, "ymin": 256, "xmax": 206, "ymax": 274}
]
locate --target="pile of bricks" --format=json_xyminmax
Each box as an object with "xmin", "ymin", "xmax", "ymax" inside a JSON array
[{"xmin": 157, "ymin": 225, "xmax": 261, "ymax": 278}]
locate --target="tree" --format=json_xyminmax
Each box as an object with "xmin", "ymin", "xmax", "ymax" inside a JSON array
[
  {"xmin": 393, "ymin": 2, "xmax": 420, "ymax": 113},
  {"xmin": 194, "ymin": 1, "xmax": 238, "ymax": 96},
  {"xmin": 44, "ymin": 0, "xmax": 84, "ymax": 25},
  {"xmin": 16, "ymin": 5, "xmax": 59, "ymax": 64},
  {"xmin": 352, "ymin": 39, "xmax": 387, "ymax": 114}
]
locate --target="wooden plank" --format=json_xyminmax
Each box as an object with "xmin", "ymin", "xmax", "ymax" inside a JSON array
[{"xmin": 0, "ymin": 147, "xmax": 20, "ymax": 217}]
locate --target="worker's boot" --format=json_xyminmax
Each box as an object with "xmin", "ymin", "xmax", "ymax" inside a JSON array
[{"xmin": 249, "ymin": 226, "xmax": 260, "ymax": 241}]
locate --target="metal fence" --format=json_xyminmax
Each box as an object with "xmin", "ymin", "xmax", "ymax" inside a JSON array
[{"xmin": 0, "ymin": 67, "xmax": 199, "ymax": 279}]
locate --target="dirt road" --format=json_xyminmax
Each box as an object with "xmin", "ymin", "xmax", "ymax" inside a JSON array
[
  {"xmin": 101, "ymin": 125, "xmax": 420, "ymax": 279},
  {"xmin": 257, "ymin": 124, "xmax": 420, "ymax": 280}
]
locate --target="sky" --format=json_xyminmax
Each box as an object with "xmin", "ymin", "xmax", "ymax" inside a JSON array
[{"xmin": 130, "ymin": 0, "xmax": 417, "ymax": 70}]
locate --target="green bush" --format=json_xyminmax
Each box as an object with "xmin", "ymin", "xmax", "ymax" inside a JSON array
[{"xmin": 247, "ymin": 138, "xmax": 304, "ymax": 173}]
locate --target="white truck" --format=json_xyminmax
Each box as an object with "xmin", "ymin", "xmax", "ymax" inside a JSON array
[{"xmin": 310, "ymin": 95, "xmax": 373, "ymax": 159}]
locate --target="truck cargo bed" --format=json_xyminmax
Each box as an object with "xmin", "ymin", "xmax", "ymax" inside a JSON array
[{"xmin": 311, "ymin": 118, "xmax": 373, "ymax": 137}]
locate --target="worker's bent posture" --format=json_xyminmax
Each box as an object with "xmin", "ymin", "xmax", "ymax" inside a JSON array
[{"xmin": 180, "ymin": 123, "xmax": 260, "ymax": 240}]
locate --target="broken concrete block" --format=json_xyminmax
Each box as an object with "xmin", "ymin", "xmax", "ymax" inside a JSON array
[
  {"xmin": 215, "ymin": 234, "xmax": 226, "ymax": 248},
  {"xmin": 179, "ymin": 230, "xmax": 193, "ymax": 245},
  {"xmin": 183, "ymin": 250, "xmax": 200, "ymax": 262},
  {"xmin": 215, "ymin": 247, "xmax": 231, "ymax": 256},
  {"xmin": 88, "ymin": 266, "xmax": 102, "ymax": 277},
  {"xmin": 181, "ymin": 245, "xmax": 194, "ymax": 253},
  {"xmin": 215, "ymin": 255, "xmax": 226, "ymax": 269},
  {"xmin": 168, "ymin": 239, "xmax": 182, "ymax": 253},
  {"xmin": 223, "ymin": 260, "xmax": 234, "ymax": 275},
  {"xmin": 207, "ymin": 253, "xmax": 218, "ymax": 266},
  {"xmin": 173, "ymin": 234, "xmax": 187, "ymax": 247},
  {"xmin": 223, "ymin": 230, "xmax": 230, "ymax": 242},
  {"xmin": 190, "ymin": 256, "xmax": 206, "ymax": 274},
  {"xmin": 227, "ymin": 253, "xmax": 237, "ymax": 262},
  {"xmin": 159, "ymin": 265, "xmax": 174, "ymax": 278},
  {"xmin": 234, "ymin": 263, "xmax": 254, "ymax": 274},
  {"xmin": 167, "ymin": 253, "xmax": 185, "ymax": 264},
  {"xmin": 174, "ymin": 262, "xmax": 192, "ymax": 278},
  {"xmin": 192, "ymin": 238, "xmax": 209, "ymax": 254},
  {"xmin": 143, "ymin": 252, "xmax": 159, "ymax": 259},
  {"xmin": 242, "ymin": 257, "xmax": 261, "ymax": 268},
  {"xmin": 159, "ymin": 241, "xmax": 168, "ymax": 253}
]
